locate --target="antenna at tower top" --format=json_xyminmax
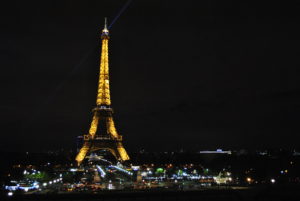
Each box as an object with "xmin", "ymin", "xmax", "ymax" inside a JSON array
[
  {"xmin": 104, "ymin": 17, "xmax": 108, "ymax": 30},
  {"xmin": 102, "ymin": 17, "xmax": 109, "ymax": 36}
]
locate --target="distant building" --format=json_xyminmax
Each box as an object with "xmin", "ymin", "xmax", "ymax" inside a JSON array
[
  {"xmin": 199, "ymin": 149, "xmax": 232, "ymax": 155},
  {"xmin": 293, "ymin": 151, "xmax": 300, "ymax": 156}
]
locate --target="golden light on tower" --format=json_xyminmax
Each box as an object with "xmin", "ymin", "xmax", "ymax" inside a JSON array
[
  {"xmin": 75, "ymin": 18, "xmax": 130, "ymax": 165},
  {"xmin": 97, "ymin": 27, "xmax": 111, "ymax": 106}
]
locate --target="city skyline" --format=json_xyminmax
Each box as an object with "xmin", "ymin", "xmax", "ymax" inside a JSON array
[{"xmin": 1, "ymin": 0, "xmax": 300, "ymax": 152}]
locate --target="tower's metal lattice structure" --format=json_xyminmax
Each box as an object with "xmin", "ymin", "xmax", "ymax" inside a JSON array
[{"xmin": 75, "ymin": 19, "xmax": 130, "ymax": 165}]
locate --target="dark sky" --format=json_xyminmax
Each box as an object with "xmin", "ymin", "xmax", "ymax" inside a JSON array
[{"xmin": 1, "ymin": 0, "xmax": 300, "ymax": 152}]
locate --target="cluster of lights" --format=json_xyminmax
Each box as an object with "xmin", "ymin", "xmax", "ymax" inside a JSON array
[
  {"xmin": 142, "ymin": 176, "xmax": 165, "ymax": 180},
  {"xmin": 5, "ymin": 176, "xmax": 63, "ymax": 197},
  {"xmin": 48, "ymin": 178, "xmax": 63, "ymax": 185},
  {"xmin": 280, "ymin": 169, "xmax": 288, "ymax": 174},
  {"xmin": 7, "ymin": 182, "xmax": 40, "ymax": 192},
  {"xmin": 246, "ymin": 177, "xmax": 276, "ymax": 184},
  {"xmin": 23, "ymin": 169, "xmax": 41, "ymax": 175}
]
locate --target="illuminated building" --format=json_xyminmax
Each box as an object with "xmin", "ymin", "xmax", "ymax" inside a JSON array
[
  {"xmin": 199, "ymin": 149, "xmax": 232, "ymax": 154},
  {"xmin": 75, "ymin": 18, "xmax": 129, "ymax": 165}
]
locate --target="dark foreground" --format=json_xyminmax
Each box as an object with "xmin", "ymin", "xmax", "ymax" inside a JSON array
[{"xmin": 3, "ymin": 185, "xmax": 300, "ymax": 201}]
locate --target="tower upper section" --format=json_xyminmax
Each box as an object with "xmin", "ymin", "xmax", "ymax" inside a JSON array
[
  {"xmin": 97, "ymin": 18, "xmax": 111, "ymax": 106},
  {"xmin": 101, "ymin": 17, "xmax": 109, "ymax": 39}
]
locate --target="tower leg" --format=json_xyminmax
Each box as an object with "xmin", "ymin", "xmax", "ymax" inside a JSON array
[
  {"xmin": 76, "ymin": 142, "xmax": 91, "ymax": 166},
  {"xmin": 117, "ymin": 142, "xmax": 130, "ymax": 161}
]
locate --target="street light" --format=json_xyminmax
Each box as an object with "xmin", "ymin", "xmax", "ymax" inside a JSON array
[{"xmin": 246, "ymin": 177, "xmax": 251, "ymax": 183}]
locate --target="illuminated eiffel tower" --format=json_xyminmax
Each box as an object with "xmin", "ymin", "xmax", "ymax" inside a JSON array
[{"xmin": 76, "ymin": 18, "xmax": 130, "ymax": 165}]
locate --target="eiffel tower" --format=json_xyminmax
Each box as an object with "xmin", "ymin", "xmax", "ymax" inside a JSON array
[{"xmin": 75, "ymin": 18, "xmax": 130, "ymax": 165}]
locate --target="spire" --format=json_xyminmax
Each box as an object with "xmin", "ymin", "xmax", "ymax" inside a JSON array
[
  {"xmin": 104, "ymin": 17, "xmax": 108, "ymax": 30},
  {"xmin": 102, "ymin": 17, "xmax": 109, "ymax": 37}
]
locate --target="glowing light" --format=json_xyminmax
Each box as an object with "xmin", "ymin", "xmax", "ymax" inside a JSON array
[
  {"xmin": 96, "ymin": 165, "xmax": 106, "ymax": 178},
  {"xmin": 108, "ymin": 180, "xmax": 114, "ymax": 190},
  {"xmin": 97, "ymin": 38, "xmax": 111, "ymax": 106},
  {"xmin": 271, "ymin": 178, "xmax": 275, "ymax": 183},
  {"xmin": 110, "ymin": 165, "xmax": 133, "ymax": 176},
  {"xmin": 131, "ymin": 166, "xmax": 140, "ymax": 171},
  {"xmin": 246, "ymin": 177, "xmax": 251, "ymax": 182},
  {"xmin": 43, "ymin": 183, "xmax": 47, "ymax": 187},
  {"xmin": 8, "ymin": 192, "xmax": 13, "ymax": 196}
]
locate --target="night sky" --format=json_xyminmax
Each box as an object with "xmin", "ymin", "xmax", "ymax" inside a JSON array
[{"xmin": 1, "ymin": 0, "xmax": 300, "ymax": 152}]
